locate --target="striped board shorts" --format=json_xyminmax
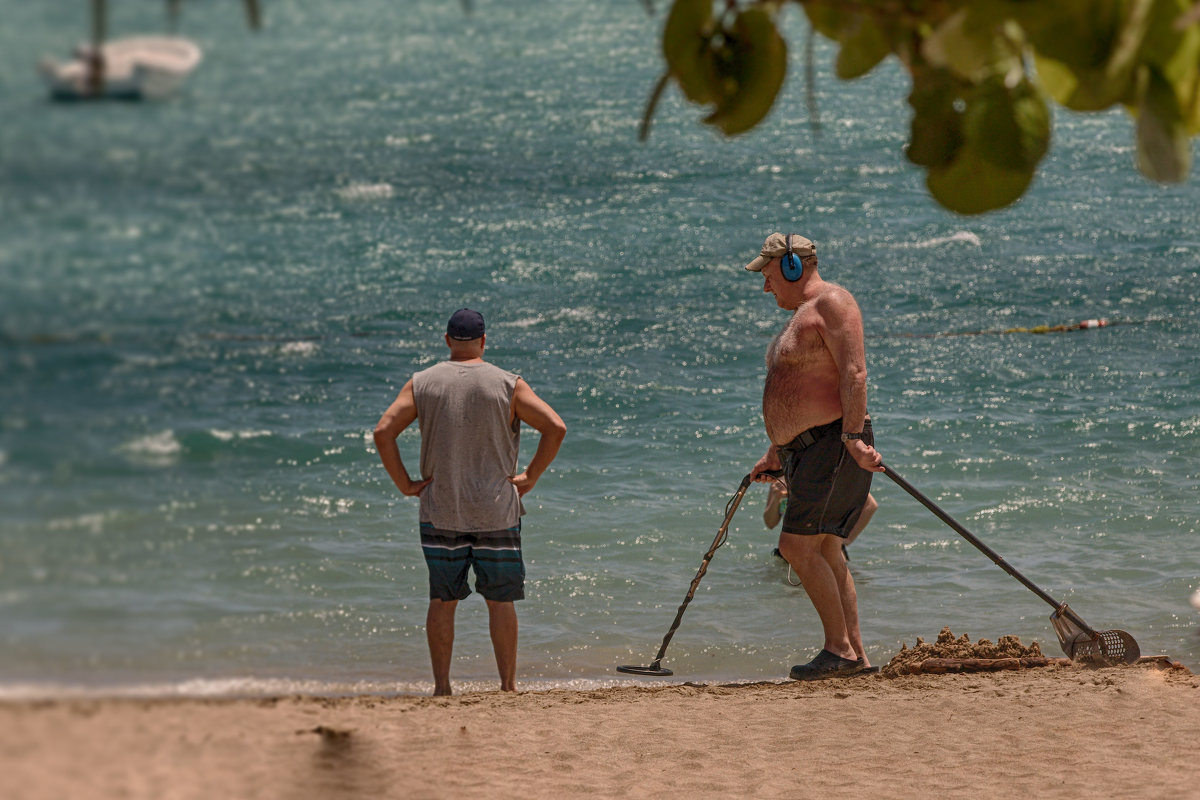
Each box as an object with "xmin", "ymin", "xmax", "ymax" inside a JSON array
[{"xmin": 420, "ymin": 521, "xmax": 525, "ymax": 602}]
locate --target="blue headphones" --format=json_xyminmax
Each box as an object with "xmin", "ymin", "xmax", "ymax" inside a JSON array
[{"xmin": 781, "ymin": 234, "xmax": 804, "ymax": 282}]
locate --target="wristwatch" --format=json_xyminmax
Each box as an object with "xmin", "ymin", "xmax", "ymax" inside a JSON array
[{"xmin": 840, "ymin": 432, "xmax": 867, "ymax": 442}]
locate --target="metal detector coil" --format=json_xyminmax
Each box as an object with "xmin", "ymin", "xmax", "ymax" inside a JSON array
[
  {"xmin": 615, "ymin": 663, "xmax": 673, "ymax": 677},
  {"xmin": 616, "ymin": 472, "xmax": 766, "ymax": 678}
]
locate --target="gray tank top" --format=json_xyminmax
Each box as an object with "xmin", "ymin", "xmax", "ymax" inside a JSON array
[{"xmin": 412, "ymin": 360, "xmax": 523, "ymax": 531}]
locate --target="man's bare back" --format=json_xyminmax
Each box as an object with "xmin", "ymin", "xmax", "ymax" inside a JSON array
[{"xmin": 763, "ymin": 285, "xmax": 853, "ymax": 445}]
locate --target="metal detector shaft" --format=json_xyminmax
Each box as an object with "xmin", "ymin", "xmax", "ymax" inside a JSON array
[
  {"xmin": 639, "ymin": 472, "xmax": 755, "ymax": 670},
  {"xmin": 881, "ymin": 464, "xmax": 1096, "ymax": 636}
]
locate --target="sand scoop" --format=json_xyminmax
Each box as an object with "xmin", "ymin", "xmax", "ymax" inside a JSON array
[{"xmin": 883, "ymin": 464, "xmax": 1139, "ymax": 666}]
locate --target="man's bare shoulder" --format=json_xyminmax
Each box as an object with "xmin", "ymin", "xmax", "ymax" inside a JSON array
[
  {"xmin": 815, "ymin": 279, "xmax": 857, "ymax": 301},
  {"xmin": 812, "ymin": 281, "xmax": 861, "ymax": 315}
]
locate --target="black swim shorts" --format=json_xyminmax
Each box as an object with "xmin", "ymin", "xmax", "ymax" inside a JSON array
[{"xmin": 778, "ymin": 418, "xmax": 874, "ymax": 538}]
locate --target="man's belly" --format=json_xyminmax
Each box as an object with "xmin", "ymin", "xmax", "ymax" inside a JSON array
[
  {"xmin": 764, "ymin": 408, "xmax": 841, "ymax": 445},
  {"xmin": 763, "ymin": 372, "xmax": 842, "ymax": 445}
]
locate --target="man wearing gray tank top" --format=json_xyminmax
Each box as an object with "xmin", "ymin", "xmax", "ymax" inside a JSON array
[{"xmin": 374, "ymin": 308, "xmax": 566, "ymax": 695}]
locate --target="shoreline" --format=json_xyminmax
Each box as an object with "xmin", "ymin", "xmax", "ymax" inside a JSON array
[
  {"xmin": 2, "ymin": 651, "xmax": 1194, "ymax": 704},
  {"xmin": 3, "ymin": 662, "xmax": 1197, "ymax": 800}
]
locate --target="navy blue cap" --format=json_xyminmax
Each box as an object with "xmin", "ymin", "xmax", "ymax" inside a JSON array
[{"xmin": 447, "ymin": 308, "xmax": 485, "ymax": 341}]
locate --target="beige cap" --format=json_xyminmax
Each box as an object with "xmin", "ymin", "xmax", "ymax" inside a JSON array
[{"xmin": 744, "ymin": 232, "xmax": 816, "ymax": 272}]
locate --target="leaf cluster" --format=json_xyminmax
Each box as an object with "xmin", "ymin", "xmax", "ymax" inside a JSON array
[
  {"xmin": 643, "ymin": 0, "xmax": 789, "ymax": 138},
  {"xmin": 646, "ymin": 0, "xmax": 1200, "ymax": 214}
]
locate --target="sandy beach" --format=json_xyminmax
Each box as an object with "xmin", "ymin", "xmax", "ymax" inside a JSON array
[{"xmin": 3, "ymin": 657, "xmax": 1196, "ymax": 800}]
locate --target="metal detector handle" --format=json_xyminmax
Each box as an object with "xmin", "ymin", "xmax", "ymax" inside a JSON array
[
  {"xmin": 645, "ymin": 472, "xmax": 756, "ymax": 666},
  {"xmin": 881, "ymin": 463, "xmax": 1095, "ymax": 635}
]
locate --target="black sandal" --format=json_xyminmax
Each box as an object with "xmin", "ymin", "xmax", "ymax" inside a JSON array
[{"xmin": 789, "ymin": 649, "xmax": 862, "ymax": 681}]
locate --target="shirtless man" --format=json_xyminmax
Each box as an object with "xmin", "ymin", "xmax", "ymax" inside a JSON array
[{"xmin": 744, "ymin": 232, "xmax": 884, "ymax": 680}]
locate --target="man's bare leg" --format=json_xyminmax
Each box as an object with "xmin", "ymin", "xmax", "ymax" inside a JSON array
[
  {"xmin": 821, "ymin": 534, "xmax": 869, "ymax": 667},
  {"xmin": 426, "ymin": 598, "xmax": 457, "ymax": 696},
  {"xmin": 485, "ymin": 599, "xmax": 518, "ymax": 692},
  {"xmin": 777, "ymin": 533, "xmax": 853, "ymax": 660}
]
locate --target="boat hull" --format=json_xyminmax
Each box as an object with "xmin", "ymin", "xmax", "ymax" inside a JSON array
[{"xmin": 39, "ymin": 36, "xmax": 202, "ymax": 101}]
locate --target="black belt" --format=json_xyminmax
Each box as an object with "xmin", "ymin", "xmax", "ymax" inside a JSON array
[{"xmin": 780, "ymin": 419, "xmax": 841, "ymax": 451}]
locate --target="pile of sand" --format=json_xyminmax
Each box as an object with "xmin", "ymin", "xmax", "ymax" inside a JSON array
[{"xmin": 881, "ymin": 626, "xmax": 1045, "ymax": 677}]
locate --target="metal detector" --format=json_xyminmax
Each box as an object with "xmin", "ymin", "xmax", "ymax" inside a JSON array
[
  {"xmin": 882, "ymin": 464, "xmax": 1140, "ymax": 666},
  {"xmin": 617, "ymin": 472, "xmax": 762, "ymax": 676}
]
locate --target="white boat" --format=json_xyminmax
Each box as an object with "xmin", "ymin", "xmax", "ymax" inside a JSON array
[{"xmin": 38, "ymin": 35, "xmax": 203, "ymax": 101}]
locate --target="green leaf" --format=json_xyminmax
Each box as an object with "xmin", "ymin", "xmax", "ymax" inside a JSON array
[
  {"xmin": 1139, "ymin": 0, "xmax": 1200, "ymax": 134},
  {"xmin": 835, "ymin": 16, "xmax": 892, "ymax": 80},
  {"xmin": 1181, "ymin": 61, "xmax": 1200, "ymax": 136},
  {"xmin": 922, "ymin": 8, "xmax": 1003, "ymax": 81},
  {"xmin": 1034, "ymin": 54, "xmax": 1131, "ymax": 111},
  {"xmin": 1136, "ymin": 65, "xmax": 1191, "ymax": 182},
  {"xmin": 906, "ymin": 70, "xmax": 965, "ymax": 169},
  {"xmin": 1015, "ymin": 0, "xmax": 1122, "ymax": 69},
  {"xmin": 703, "ymin": 7, "xmax": 787, "ymax": 136},
  {"xmin": 964, "ymin": 75, "xmax": 1051, "ymax": 171},
  {"xmin": 802, "ymin": 2, "xmax": 853, "ymax": 43},
  {"xmin": 926, "ymin": 140, "xmax": 1035, "ymax": 215},
  {"xmin": 1106, "ymin": 0, "xmax": 1154, "ymax": 83},
  {"xmin": 1023, "ymin": 0, "xmax": 1147, "ymax": 111},
  {"xmin": 663, "ymin": 0, "xmax": 718, "ymax": 105},
  {"xmin": 1033, "ymin": 54, "xmax": 1080, "ymax": 106},
  {"xmin": 1142, "ymin": 0, "xmax": 1200, "ymax": 77}
]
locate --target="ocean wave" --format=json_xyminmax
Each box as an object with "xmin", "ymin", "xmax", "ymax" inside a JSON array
[
  {"xmin": 117, "ymin": 430, "xmax": 182, "ymax": 464},
  {"xmin": 504, "ymin": 314, "xmax": 548, "ymax": 329},
  {"xmin": 277, "ymin": 340, "xmax": 320, "ymax": 357},
  {"xmin": 333, "ymin": 182, "xmax": 395, "ymax": 201},
  {"xmin": 384, "ymin": 133, "xmax": 434, "ymax": 148},
  {"xmin": 209, "ymin": 429, "xmax": 274, "ymax": 443},
  {"xmin": 904, "ymin": 231, "xmax": 983, "ymax": 249},
  {"xmin": 46, "ymin": 511, "xmax": 112, "ymax": 535},
  {"xmin": 117, "ymin": 429, "xmax": 286, "ymax": 464}
]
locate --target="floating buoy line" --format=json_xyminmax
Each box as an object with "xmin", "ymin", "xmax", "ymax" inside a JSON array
[
  {"xmin": 2, "ymin": 319, "xmax": 1159, "ymax": 347},
  {"xmin": 877, "ymin": 318, "xmax": 1150, "ymax": 339}
]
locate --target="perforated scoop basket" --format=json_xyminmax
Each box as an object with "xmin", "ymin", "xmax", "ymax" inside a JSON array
[{"xmin": 1051, "ymin": 604, "xmax": 1140, "ymax": 666}]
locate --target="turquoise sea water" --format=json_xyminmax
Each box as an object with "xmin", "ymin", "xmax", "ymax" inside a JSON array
[{"xmin": 2, "ymin": 0, "xmax": 1198, "ymax": 697}]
